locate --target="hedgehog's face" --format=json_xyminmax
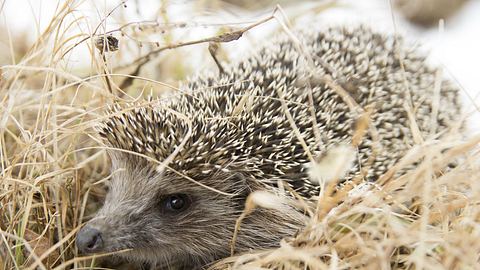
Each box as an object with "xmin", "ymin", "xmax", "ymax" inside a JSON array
[{"xmin": 76, "ymin": 154, "xmax": 249, "ymax": 267}]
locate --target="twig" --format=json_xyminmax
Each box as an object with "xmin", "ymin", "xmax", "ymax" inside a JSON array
[
  {"xmin": 118, "ymin": 11, "xmax": 277, "ymax": 90},
  {"xmin": 208, "ymin": 42, "xmax": 225, "ymax": 74},
  {"xmin": 101, "ymin": 54, "xmax": 113, "ymax": 94}
]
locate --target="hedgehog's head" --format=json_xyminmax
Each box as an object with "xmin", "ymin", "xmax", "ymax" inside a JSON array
[
  {"xmin": 76, "ymin": 107, "xmax": 300, "ymax": 267},
  {"xmin": 76, "ymin": 153, "xmax": 249, "ymax": 267}
]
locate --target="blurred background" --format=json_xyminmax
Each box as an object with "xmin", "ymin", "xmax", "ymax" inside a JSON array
[{"xmin": 1, "ymin": 0, "xmax": 479, "ymax": 125}]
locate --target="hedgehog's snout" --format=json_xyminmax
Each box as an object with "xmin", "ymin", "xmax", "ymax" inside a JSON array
[{"xmin": 76, "ymin": 225, "xmax": 104, "ymax": 254}]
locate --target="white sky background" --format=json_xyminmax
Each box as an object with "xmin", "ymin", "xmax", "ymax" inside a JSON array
[{"xmin": 1, "ymin": 0, "xmax": 479, "ymax": 132}]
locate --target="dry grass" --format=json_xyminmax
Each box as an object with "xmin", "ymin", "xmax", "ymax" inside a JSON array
[
  {"xmin": 1, "ymin": 0, "xmax": 479, "ymax": 269},
  {"xmin": 213, "ymin": 134, "xmax": 480, "ymax": 269}
]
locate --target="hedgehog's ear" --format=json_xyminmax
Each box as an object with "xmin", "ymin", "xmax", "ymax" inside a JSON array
[
  {"xmin": 223, "ymin": 172, "xmax": 255, "ymax": 198},
  {"xmin": 222, "ymin": 173, "xmax": 253, "ymax": 206},
  {"xmin": 106, "ymin": 149, "xmax": 152, "ymax": 174}
]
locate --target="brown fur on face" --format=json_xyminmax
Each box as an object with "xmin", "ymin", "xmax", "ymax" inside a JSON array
[{"xmin": 83, "ymin": 152, "xmax": 304, "ymax": 268}]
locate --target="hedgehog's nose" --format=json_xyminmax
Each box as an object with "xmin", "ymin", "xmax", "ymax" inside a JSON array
[{"xmin": 76, "ymin": 226, "xmax": 104, "ymax": 254}]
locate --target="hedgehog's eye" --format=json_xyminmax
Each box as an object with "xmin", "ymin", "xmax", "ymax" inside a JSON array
[{"xmin": 163, "ymin": 194, "xmax": 191, "ymax": 212}]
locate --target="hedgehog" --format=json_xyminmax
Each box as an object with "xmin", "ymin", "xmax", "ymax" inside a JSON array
[{"xmin": 76, "ymin": 25, "xmax": 460, "ymax": 269}]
